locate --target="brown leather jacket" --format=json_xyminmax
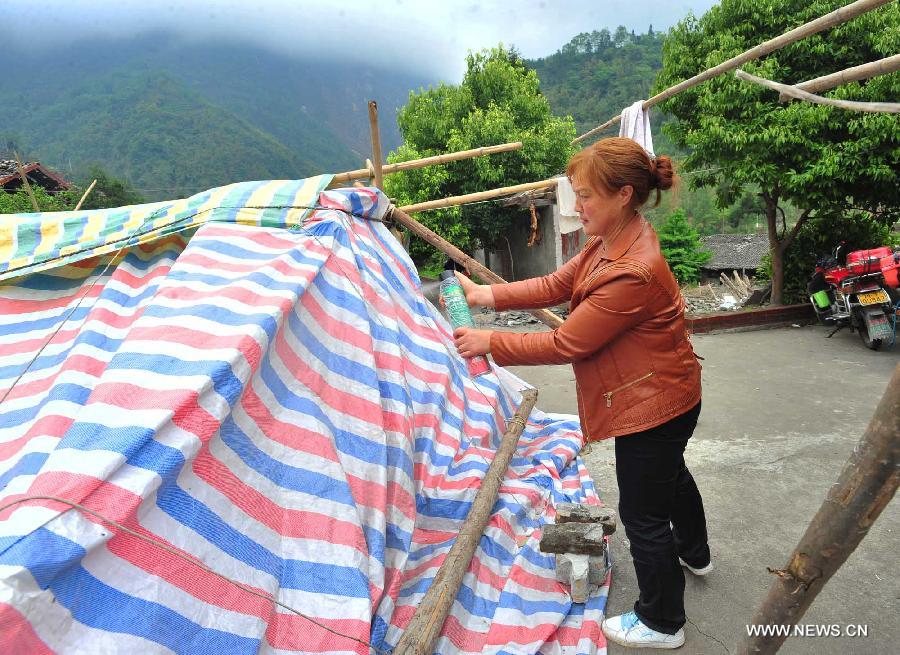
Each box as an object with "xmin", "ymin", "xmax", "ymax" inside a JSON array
[{"xmin": 489, "ymin": 215, "xmax": 701, "ymax": 441}]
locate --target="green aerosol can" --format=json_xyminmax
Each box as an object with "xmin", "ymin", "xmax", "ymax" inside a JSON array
[{"xmin": 439, "ymin": 270, "xmax": 491, "ymax": 377}]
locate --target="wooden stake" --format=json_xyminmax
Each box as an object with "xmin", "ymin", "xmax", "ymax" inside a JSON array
[
  {"xmin": 393, "ymin": 389, "xmax": 539, "ymax": 655},
  {"xmin": 13, "ymin": 151, "xmax": 40, "ymax": 212},
  {"xmin": 388, "ymin": 206, "xmax": 564, "ymax": 329},
  {"xmin": 781, "ymin": 54, "xmax": 900, "ymax": 101},
  {"xmin": 74, "ymin": 179, "xmax": 97, "ymax": 211},
  {"xmin": 329, "ymin": 141, "xmax": 523, "ymax": 186},
  {"xmin": 573, "ymin": 0, "xmax": 893, "ymax": 143},
  {"xmin": 736, "ymin": 69, "xmax": 900, "ymax": 113},
  {"xmin": 399, "ymin": 178, "xmax": 557, "ymax": 214},
  {"xmin": 737, "ymin": 363, "xmax": 899, "ymax": 654},
  {"xmin": 367, "ymin": 101, "xmax": 384, "ymax": 190}
]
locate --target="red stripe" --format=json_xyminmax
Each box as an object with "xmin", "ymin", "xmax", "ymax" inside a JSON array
[
  {"xmin": 0, "ymin": 327, "xmax": 83, "ymax": 356},
  {"xmin": 1, "ymin": 284, "xmax": 103, "ymax": 314},
  {"xmin": 240, "ymin": 385, "xmax": 340, "ymax": 463},
  {"xmin": 2, "ymin": 474, "xmax": 279, "ymax": 619},
  {"xmin": 486, "ymin": 619, "xmax": 604, "ymax": 648},
  {"xmin": 2, "ymin": 353, "xmax": 108, "ymax": 403},
  {"xmin": 191, "ymin": 448, "xmax": 368, "ymax": 551},
  {"xmin": 345, "ymin": 473, "xmax": 416, "ymax": 523},
  {"xmin": 0, "ymin": 603, "xmax": 55, "ymax": 655},
  {"xmin": 86, "ymin": 382, "xmax": 221, "ymax": 445},
  {"xmin": 155, "ymin": 279, "xmax": 301, "ymax": 315},
  {"xmin": 264, "ymin": 612, "xmax": 370, "ymax": 654},
  {"xmin": 126, "ymin": 324, "xmax": 264, "ymax": 372}
]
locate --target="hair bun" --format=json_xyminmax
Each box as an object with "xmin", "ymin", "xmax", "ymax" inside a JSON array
[{"xmin": 652, "ymin": 155, "xmax": 674, "ymax": 191}]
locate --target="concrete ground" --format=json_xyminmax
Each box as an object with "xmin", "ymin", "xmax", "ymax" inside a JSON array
[{"xmin": 502, "ymin": 323, "xmax": 899, "ymax": 655}]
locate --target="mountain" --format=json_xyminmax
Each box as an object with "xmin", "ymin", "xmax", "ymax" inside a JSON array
[
  {"xmin": 526, "ymin": 27, "xmax": 675, "ymax": 150},
  {"xmin": 1, "ymin": 33, "xmax": 430, "ymax": 199}
]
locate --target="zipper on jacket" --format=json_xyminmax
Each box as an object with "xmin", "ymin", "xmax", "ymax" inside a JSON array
[{"xmin": 603, "ymin": 372, "xmax": 654, "ymax": 408}]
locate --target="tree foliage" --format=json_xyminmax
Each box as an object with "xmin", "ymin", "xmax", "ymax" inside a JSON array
[
  {"xmin": 655, "ymin": 0, "xmax": 900, "ymax": 303},
  {"xmin": 759, "ymin": 211, "xmax": 896, "ymax": 303},
  {"xmin": 527, "ymin": 27, "xmax": 672, "ymax": 147},
  {"xmin": 656, "ymin": 208, "xmax": 712, "ymax": 284},
  {"xmin": 0, "ymin": 167, "xmax": 144, "ymax": 214},
  {"xmin": 78, "ymin": 165, "xmax": 145, "ymax": 209},
  {"xmin": 385, "ymin": 46, "xmax": 576, "ymax": 269},
  {"xmin": 0, "ymin": 187, "xmax": 77, "ymax": 214}
]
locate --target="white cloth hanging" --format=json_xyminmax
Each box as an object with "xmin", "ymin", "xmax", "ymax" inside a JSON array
[
  {"xmin": 555, "ymin": 176, "xmax": 582, "ymax": 234},
  {"xmin": 619, "ymin": 100, "xmax": 654, "ymax": 157}
]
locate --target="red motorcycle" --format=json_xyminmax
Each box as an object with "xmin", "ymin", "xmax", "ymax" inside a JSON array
[{"xmin": 808, "ymin": 243, "xmax": 900, "ymax": 350}]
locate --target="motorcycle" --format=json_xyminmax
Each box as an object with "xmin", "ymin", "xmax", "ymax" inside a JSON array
[{"xmin": 807, "ymin": 242, "xmax": 900, "ymax": 350}]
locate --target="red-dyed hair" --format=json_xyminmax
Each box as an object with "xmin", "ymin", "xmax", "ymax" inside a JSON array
[{"xmin": 566, "ymin": 137, "xmax": 676, "ymax": 209}]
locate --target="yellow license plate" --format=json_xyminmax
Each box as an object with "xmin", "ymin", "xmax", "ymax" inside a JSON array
[{"xmin": 859, "ymin": 290, "xmax": 889, "ymax": 305}]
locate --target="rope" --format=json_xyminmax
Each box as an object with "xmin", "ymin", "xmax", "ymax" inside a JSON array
[{"xmin": 0, "ymin": 495, "xmax": 390, "ymax": 655}]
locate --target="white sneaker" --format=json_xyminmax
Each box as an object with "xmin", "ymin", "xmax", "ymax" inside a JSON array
[
  {"xmin": 679, "ymin": 557, "xmax": 714, "ymax": 576},
  {"xmin": 602, "ymin": 611, "xmax": 685, "ymax": 649}
]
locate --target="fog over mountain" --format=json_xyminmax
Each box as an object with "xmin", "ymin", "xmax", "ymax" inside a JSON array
[{"xmin": 2, "ymin": 0, "xmax": 717, "ymax": 81}]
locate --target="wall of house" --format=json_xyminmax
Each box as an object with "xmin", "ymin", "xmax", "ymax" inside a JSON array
[
  {"xmin": 504, "ymin": 204, "xmax": 559, "ymax": 281},
  {"xmin": 483, "ymin": 202, "xmax": 585, "ymax": 281}
]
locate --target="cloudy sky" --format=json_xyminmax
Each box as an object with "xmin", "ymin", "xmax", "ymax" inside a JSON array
[{"xmin": 2, "ymin": 0, "xmax": 718, "ymax": 80}]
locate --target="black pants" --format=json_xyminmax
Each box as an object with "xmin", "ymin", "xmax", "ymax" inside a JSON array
[{"xmin": 614, "ymin": 401, "xmax": 709, "ymax": 634}]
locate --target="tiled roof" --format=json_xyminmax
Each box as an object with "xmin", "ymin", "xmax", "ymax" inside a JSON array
[
  {"xmin": 0, "ymin": 160, "xmax": 71, "ymax": 189},
  {"xmin": 700, "ymin": 233, "xmax": 769, "ymax": 270},
  {"xmin": 0, "ymin": 160, "xmax": 33, "ymax": 177}
]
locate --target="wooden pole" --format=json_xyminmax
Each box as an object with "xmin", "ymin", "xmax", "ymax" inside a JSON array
[
  {"xmin": 737, "ymin": 363, "xmax": 900, "ymax": 655},
  {"xmin": 393, "ymin": 389, "xmax": 539, "ymax": 655},
  {"xmin": 388, "ymin": 206, "xmax": 564, "ymax": 329},
  {"xmin": 780, "ymin": 54, "xmax": 900, "ymax": 101},
  {"xmin": 572, "ymin": 0, "xmax": 893, "ymax": 144},
  {"xmin": 367, "ymin": 101, "xmax": 384, "ymax": 190},
  {"xmin": 329, "ymin": 141, "xmax": 523, "ymax": 186},
  {"xmin": 13, "ymin": 151, "xmax": 40, "ymax": 212},
  {"xmin": 399, "ymin": 178, "xmax": 557, "ymax": 214},
  {"xmin": 736, "ymin": 69, "xmax": 900, "ymax": 113},
  {"xmin": 74, "ymin": 179, "xmax": 97, "ymax": 211}
]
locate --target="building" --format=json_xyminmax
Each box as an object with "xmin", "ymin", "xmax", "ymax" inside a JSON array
[
  {"xmin": 489, "ymin": 186, "xmax": 585, "ymax": 281},
  {"xmin": 699, "ymin": 233, "xmax": 769, "ymax": 281},
  {"xmin": 0, "ymin": 160, "xmax": 72, "ymax": 193}
]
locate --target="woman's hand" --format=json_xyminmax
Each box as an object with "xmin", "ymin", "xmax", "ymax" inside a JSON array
[
  {"xmin": 453, "ymin": 327, "xmax": 493, "ymax": 357},
  {"xmin": 453, "ymin": 272, "xmax": 495, "ymax": 308}
]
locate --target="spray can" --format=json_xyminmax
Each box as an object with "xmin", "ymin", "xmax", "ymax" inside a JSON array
[{"xmin": 439, "ymin": 270, "xmax": 491, "ymax": 377}]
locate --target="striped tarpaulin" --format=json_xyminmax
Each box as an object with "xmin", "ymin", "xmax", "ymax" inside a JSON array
[
  {"xmin": 0, "ymin": 184, "xmax": 610, "ymax": 654},
  {"xmin": 0, "ymin": 176, "xmax": 333, "ymax": 283}
]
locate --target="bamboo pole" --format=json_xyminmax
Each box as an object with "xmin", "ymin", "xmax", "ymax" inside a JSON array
[
  {"xmin": 393, "ymin": 388, "xmax": 539, "ymax": 655},
  {"xmin": 399, "ymin": 178, "xmax": 557, "ymax": 214},
  {"xmin": 367, "ymin": 101, "xmax": 384, "ymax": 190},
  {"xmin": 74, "ymin": 179, "xmax": 97, "ymax": 211},
  {"xmin": 736, "ymin": 69, "xmax": 900, "ymax": 113},
  {"xmin": 328, "ymin": 141, "xmax": 523, "ymax": 186},
  {"xmin": 13, "ymin": 151, "xmax": 40, "ymax": 212},
  {"xmin": 572, "ymin": 0, "xmax": 894, "ymax": 144},
  {"xmin": 388, "ymin": 205, "xmax": 564, "ymax": 329},
  {"xmin": 737, "ymin": 363, "xmax": 900, "ymax": 655},
  {"xmin": 780, "ymin": 54, "xmax": 900, "ymax": 101}
]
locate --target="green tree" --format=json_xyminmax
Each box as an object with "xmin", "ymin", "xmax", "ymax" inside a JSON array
[
  {"xmin": 78, "ymin": 165, "xmax": 145, "ymax": 209},
  {"xmin": 385, "ymin": 45, "xmax": 576, "ymax": 270},
  {"xmin": 655, "ymin": 0, "xmax": 900, "ymax": 304},
  {"xmin": 0, "ymin": 167, "xmax": 144, "ymax": 214},
  {"xmin": 656, "ymin": 208, "xmax": 711, "ymax": 284},
  {"xmin": 0, "ymin": 187, "xmax": 80, "ymax": 213},
  {"xmin": 759, "ymin": 211, "xmax": 896, "ymax": 303}
]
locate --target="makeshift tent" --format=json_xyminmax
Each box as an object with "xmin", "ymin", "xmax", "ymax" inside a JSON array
[{"xmin": 0, "ymin": 180, "xmax": 609, "ymax": 654}]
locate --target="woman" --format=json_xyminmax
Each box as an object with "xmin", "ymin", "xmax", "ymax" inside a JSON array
[{"xmin": 452, "ymin": 137, "xmax": 711, "ymax": 650}]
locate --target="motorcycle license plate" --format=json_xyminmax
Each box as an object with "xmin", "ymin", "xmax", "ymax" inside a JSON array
[{"xmin": 858, "ymin": 290, "xmax": 889, "ymax": 305}]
